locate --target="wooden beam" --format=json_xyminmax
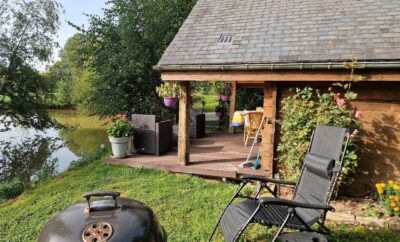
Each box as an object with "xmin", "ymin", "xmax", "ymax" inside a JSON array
[
  {"xmin": 262, "ymin": 82, "xmax": 278, "ymax": 175},
  {"xmin": 178, "ymin": 81, "xmax": 191, "ymax": 166},
  {"xmin": 161, "ymin": 70, "xmax": 400, "ymax": 82},
  {"xmin": 229, "ymin": 81, "xmax": 237, "ymax": 134}
]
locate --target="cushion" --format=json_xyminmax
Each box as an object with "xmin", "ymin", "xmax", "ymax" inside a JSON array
[{"xmin": 304, "ymin": 153, "xmax": 335, "ymax": 179}]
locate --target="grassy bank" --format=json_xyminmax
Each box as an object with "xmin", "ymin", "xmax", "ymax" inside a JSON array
[{"xmin": 0, "ymin": 158, "xmax": 399, "ymax": 242}]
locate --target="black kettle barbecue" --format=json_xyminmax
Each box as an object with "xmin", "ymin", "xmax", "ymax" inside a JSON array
[{"xmin": 38, "ymin": 191, "xmax": 167, "ymax": 242}]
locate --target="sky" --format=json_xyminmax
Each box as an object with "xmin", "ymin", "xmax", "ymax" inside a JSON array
[{"xmin": 53, "ymin": 0, "xmax": 108, "ymax": 61}]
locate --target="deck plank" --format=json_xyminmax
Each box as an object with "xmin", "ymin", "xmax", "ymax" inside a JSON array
[{"xmin": 105, "ymin": 132, "xmax": 270, "ymax": 179}]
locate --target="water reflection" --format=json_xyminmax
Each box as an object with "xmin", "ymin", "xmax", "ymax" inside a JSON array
[
  {"xmin": 0, "ymin": 136, "xmax": 62, "ymax": 184},
  {"xmin": 0, "ymin": 110, "xmax": 108, "ymax": 184}
]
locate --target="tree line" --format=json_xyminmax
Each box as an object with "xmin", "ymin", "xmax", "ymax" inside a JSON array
[{"xmin": 0, "ymin": 0, "xmax": 197, "ymax": 131}]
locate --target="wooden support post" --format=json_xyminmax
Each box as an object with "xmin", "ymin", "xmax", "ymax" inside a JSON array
[
  {"xmin": 262, "ymin": 82, "xmax": 278, "ymax": 176},
  {"xmin": 178, "ymin": 81, "xmax": 191, "ymax": 166},
  {"xmin": 229, "ymin": 81, "xmax": 237, "ymax": 134}
]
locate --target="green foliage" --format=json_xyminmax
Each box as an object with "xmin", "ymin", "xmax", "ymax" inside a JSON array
[
  {"xmin": 156, "ymin": 81, "xmax": 179, "ymax": 98},
  {"xmin": 0, "ymin": 160, "xmax": 398, "ymax": 241},
  {"xmin": 210, "ymin": 81, "xmax": 231, "ymax": 95},
  {"xmin": 375, "ymin": 181, "xmax": 400, "ymax": 216},
  {"xmin": 191, "ymin": 94, "xmax": 218, "ymax": 112},
  {"xmin": 0, "ymin": 178, "xmax": 24, "ymax": 200},
  {"xmin": 107, "ymin": 118, "xmax": 134, "ymax": 137},
  {"xmin": 45, "ymin": 33, "xmax": 94, "ymax": 108},
  {"xmin": 277, "ymin": 86, "xmax": 363, "ymax": 184},
  {"xmin": 81, "ymin": 0, "xmax": 196, "ymax": 119},
  {"xmin": 0, "ymin": 0, "xmax": 62, "ymax": 130},
  {"xmin": 68, "ymin": 148, "xmax": 109, "ymax": 170},
  {"xmin": 237, "ymin": 88, "xmax": 264, "ymax": 110}
]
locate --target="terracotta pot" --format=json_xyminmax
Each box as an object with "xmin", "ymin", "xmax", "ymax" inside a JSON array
[
  {"xmin": 163, "ymin": 97, "xmax": 177, "ymax": 107},
  {"xmin": 219, "ymin": 95, "xmax": 229, "ymax": 102}
]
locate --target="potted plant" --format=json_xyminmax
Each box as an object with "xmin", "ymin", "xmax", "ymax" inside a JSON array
[
  {"xmin": 212, "ymin": 81, "xmax": 231, "ymax": 102},
  {"xmin": 156, "ymin": 81, "xmax": 179, "ymax": 107},
  {"xmin": 107, "ymin": 115, "xmax": 135, "ymax": 158}
]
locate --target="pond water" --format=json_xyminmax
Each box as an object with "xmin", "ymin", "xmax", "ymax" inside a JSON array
[{"xmin": 0, "ymin": 110, "xmax": 108, "ymax": 184}]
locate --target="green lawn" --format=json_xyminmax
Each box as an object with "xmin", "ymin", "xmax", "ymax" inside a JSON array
[
  {"xmin": 193, "ymin": 94, "xmax": 219, "ymax": 112},
  {"xmin": 0, "ymin": 158, "xmax": 399, "ymax": 242}
]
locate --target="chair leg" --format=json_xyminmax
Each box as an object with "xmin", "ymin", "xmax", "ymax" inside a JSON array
[
  {"xmin": 272, "ymin": 210, "xmax": 293, "ymax": 242},
  {"xmin": 244, "ymin": 133, "xmax": 249, "ymax": 147},
  {"xmin": 208, "ymin": 182, "xmax": 248, "ymax": 242}
]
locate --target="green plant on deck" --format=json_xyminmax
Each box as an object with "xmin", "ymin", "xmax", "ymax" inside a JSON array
[
  {"xmin": 156, "ymin": 81, "xmax": 179, "ymax": 98},
  {"xmin": 107, "ymin": 117, "xmax": 134, "ymax": 138},
  {"xmin": 277, "ymin": 60, "xmax": 364, "ymax": 185}
]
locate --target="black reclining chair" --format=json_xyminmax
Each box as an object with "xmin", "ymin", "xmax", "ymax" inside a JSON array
[{"xmin": 209, "ymin": 125, "xmax": 350, "ymax": 242}]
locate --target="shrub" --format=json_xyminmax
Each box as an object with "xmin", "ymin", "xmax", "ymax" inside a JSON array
[
  {"xmin": 0, "ymin": 179, "xmax": 24, "ymax": 200},
  {"xmin": 277, "ymin": 86, "xmax": 363, "ymax": 184},
  {"xmin": 107, "ymin": 116, "xmax": 135, "ymax": 138},
  {"xmin": 376, "ymin": 181, "xmax": 400, "ymax": 216}
]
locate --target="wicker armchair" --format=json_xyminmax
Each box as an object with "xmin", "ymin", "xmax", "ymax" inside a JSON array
[{"xmin": 243, "ymin": 111, "xmax": 263, "ymax": 147}]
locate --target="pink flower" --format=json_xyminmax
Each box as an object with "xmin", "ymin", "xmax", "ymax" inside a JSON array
[
  {"xmin": 351, "ymin": 129, "xmax": 359, "ymax": 138},
  {"xmin": 355, "ymin": 111, "xmax": 362, "ymax": 119},
  {"xmin": 336, "ymin": 98, "xmax": 346, "ymax": 107}
]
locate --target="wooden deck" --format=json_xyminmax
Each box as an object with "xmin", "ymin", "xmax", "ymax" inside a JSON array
[{"xmin": 105, "ymin": 132, "xmax": 270, "ymax": 179}]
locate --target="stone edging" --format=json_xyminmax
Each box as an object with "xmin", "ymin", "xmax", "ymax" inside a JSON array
[{"xmin": 326, "ymin": 213, "xmax": 400, "ymax": 230}]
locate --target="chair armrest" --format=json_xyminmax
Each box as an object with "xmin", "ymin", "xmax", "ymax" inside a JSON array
[
  {"xmin": 259, "ymin": 197, "xmax": 335, "ymax": 211},
  {"xmin": 241, "ymin": 175, "xmax": 297, "ymax": 186}
]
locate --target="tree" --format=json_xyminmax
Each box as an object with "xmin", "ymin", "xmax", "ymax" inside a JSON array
[
  {"xmin": 0, "ymin": 0, "xmax": 62, "ymax": 131},
  {"xmin": 82, "ymin": 0, "xmax": 196, "ymax": 118},
  {"xmin": 46, "ymin": 33, "xmax": 93, "ymax": 108}
]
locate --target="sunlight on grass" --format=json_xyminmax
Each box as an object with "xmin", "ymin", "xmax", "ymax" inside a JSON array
[{"xmin": 0, "ymin": 159, "xmax": 399, "ymax": 242}]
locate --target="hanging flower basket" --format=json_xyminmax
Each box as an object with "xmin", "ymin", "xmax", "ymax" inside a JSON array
[
  {"xmin": 163, "ymin": 97, "xmax": 177, "ymax": 107},
  {"xmin": 156, "ymin": 81, "xmax": 179, "ymax": 107},
  {"xmin": 219, "ymin": 95, "xmax": 229, "ymax": 102}
]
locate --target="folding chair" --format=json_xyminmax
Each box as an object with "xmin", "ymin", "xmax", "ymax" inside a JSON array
[{"xmin": 209, "ymin": 125, "xmax": 350, "ymax": 242}]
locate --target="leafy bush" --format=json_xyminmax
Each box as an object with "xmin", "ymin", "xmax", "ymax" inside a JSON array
[
  {"xmin": 156, "ymin": 81, "xmax": 179, "ymax": 98},
  {"xmin": 277, "ymin": 85, "xmax": 363, "ymax": 184},
  {"xmin": 0, "ymin": 179, "xmax": 24, "ymax": 200},
  {"xmin": 376, "ymin": 181, "xmax": 400, "ymax": 216},
  {"xmin": 107, "ymin": 116, "xmax": 134, "ymax": 138}
]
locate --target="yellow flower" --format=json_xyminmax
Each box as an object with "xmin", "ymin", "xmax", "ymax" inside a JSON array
[
  {"xmin": 389, "ymin": 180, "xmax": 395, "ymax": 186},
  {"xmin": 395, "ymin": 197, "xmax": 400, "ymax": 202},
  {"xmin": 395, "ymin": 207, "xmax": 399, "ymax": 212},
  {"xmin": 377, "ymin": 188, "xmax": 384, "ymax": 194},
  {"xmin": 390, "ymin": 202, "xmax": 397, "ymax": 208},
  {"xmin": 394, "ymin": 185, "xmax": 400, "ymax": 190},
  {"xmin": 389, "ymin": 195, "xmax": 395, "ymax": 200},
  {"xmin": 380, "ymin": 183, "xmax": 386, "ymax": 188}
]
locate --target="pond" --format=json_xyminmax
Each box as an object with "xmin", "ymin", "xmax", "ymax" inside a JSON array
[{"xmin": 0, "ymin": 110, "xmax": 108, "ymax": 184}]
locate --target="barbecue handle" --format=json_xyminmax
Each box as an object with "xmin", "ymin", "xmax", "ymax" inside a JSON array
[{"xmin": 83, "ymin": 191, "xmax": 120, "ymax": 209}]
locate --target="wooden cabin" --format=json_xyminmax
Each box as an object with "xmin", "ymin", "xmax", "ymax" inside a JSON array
[{"xmin": 152, "ymin": 0, "xmax": 400, "ymax": 187}]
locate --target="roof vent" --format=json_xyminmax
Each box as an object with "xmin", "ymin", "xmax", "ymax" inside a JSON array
[{"xmin": 218, "ymin": 35, "xmax": 234, "ymax": 45}]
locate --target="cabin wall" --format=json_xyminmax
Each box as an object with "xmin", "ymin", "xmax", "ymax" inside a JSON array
[{"xmin": 276, "ymin": 82, "xmax": 400, "ymax": 188}]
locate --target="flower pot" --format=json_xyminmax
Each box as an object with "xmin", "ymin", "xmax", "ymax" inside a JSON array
[
  {"xmin": 109, "ymin": 136, "xmax": 131, "ymax": 158},
  {"xmin": 219, "ymin": 95, "xmax": 229, "ymax": 102},
  {"xmin": 215, "ymin": 111, "xmax": 223, "ymax": 117},
  {"xmin": 163, "ymin": 97, "xmax": 177, "ymax": 107}
]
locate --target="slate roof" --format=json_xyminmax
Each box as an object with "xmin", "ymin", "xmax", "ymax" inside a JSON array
[{"xmin": 157, "ymin": 0, "xmax": 400, "ymax": 67}]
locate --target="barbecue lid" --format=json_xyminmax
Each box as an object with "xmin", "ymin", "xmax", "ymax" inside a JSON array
[{"xmin": 37, "ymin": 191, "xmax": 166, "ymax": 242}]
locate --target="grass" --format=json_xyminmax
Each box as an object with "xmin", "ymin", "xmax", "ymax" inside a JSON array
[
  {"xmin": 0, "ymin": 158, "xmax": 399, "ymax": 242},
  {"xmin": 193, "ymin": 94, "xmax": 219, "ymax": 112}
]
